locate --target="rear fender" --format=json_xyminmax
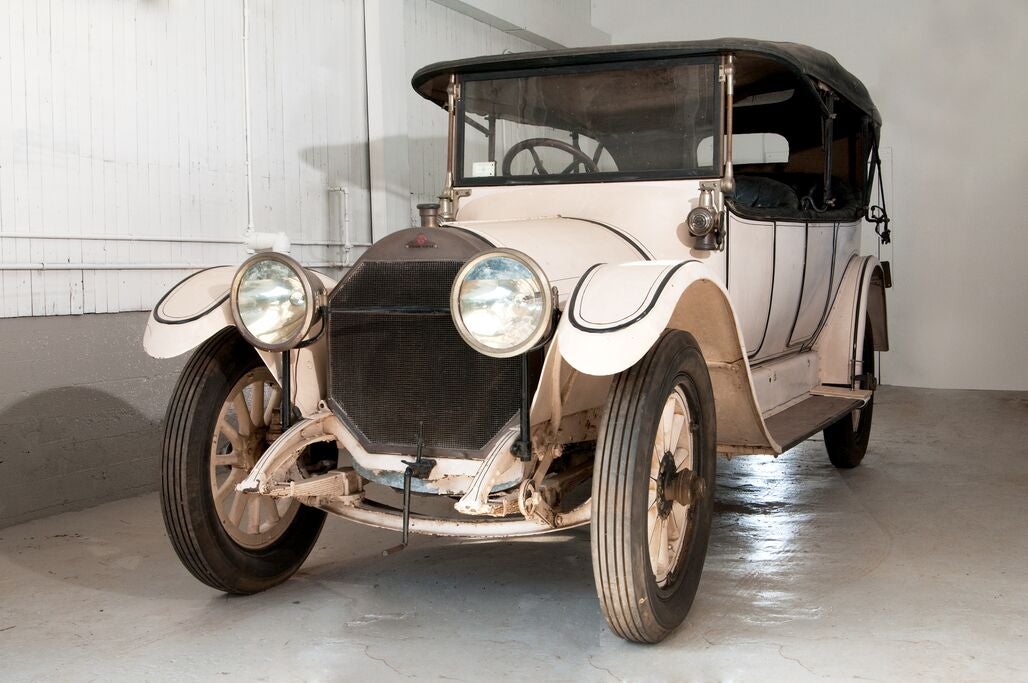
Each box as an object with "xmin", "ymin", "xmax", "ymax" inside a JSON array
[
  {"xmin": 815, "ymin": 255, "xmax": 889, "ymax": 385},
  {"xmin": 550, "ymin": 260, "xmax": 778, "ymax": 454},
  {"xmin": 143, "ymin": 266, "xmax": 337, "ymax": 417}
]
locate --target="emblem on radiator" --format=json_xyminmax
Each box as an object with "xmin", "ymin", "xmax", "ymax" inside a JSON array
[{"xmin": 406, "ymin": 233, "xmax": 437, "ymax": 249}]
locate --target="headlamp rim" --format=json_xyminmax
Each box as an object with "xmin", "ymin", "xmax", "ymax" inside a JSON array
[
  {"xmin": 230, "ymin": 251, "xmax": 323, "ymax": 352},
  {"xmin": 450, "ymin": 248, "xmax": 554, "ymax": 359}
]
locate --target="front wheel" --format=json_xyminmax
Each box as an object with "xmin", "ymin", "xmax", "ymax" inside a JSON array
[
  {"xmin": 591, "ymin": 331, "xmax": 717, "ymax": 643},
  {"xmin": 160, "ymin": 328, "xmax": 326, "ymax": 594}
]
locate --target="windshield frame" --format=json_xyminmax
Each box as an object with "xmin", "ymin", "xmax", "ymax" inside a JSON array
[{"xmin": 454, "ymin": 56, "xmax": 725, "ymax": 187}]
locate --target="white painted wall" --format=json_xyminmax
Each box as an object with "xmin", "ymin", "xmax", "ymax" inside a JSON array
[
  {"xmin": 432, "ymin": 0, "xmax": 609, "ymax": 49},
  {"xmin": 592, "ymin": 0, "xmax": 1028, "ymax": 391},
  {"xmin": 405, "ymin": 0, "xmax": 547, "ymax": 213},
  {"xmin": 0, "ymin": 0, "xmax": 604, "ymax": 319},
  {"xmin": 0, "ymin": 0, "xmax": 370, "ymax": 318}
]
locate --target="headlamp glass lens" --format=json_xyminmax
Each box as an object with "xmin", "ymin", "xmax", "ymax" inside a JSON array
[
  {"xmin": 688, "ymin": 207, "xmax": 714, "ymax": 236},
  {"xmin": 458, "ymin": 255, "xmax": 546, "ymax": 352},
  {"xmin": 237, "ymin": 260, "xmax": 308, "ymax": 346}
]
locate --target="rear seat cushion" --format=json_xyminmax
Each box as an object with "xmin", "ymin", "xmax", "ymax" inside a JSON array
[{"xmin": 733, "ymin": 175, "xmax": 800, "ymax": 210}]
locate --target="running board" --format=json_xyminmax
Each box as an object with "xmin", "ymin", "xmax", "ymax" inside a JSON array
[{"xmin": 765, "ymin": 387, "xmax": 871, "ymax": 453}]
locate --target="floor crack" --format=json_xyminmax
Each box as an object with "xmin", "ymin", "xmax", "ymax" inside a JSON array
[
  {"xmin": 588, "ymin": 657, "xmax": 620, "ymax": 682},
  {"xmin": 363, "ymin": 645, "xmax": 412, "ymax": 678},
  {"xmin": 777, "ymin": 645, "xmax": 827, "ymax": 678}
]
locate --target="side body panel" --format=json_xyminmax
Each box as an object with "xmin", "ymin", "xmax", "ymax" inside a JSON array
[{"xmin": 725, "ymin": 214, "xmax": 860, "ymax": 365}]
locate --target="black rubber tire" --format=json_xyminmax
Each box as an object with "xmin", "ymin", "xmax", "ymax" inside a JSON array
[
  {"xmin": 591, "ymin": 330, "xmax": 717, "ymax": 643},
  {"xmin": 823, "ymin": 321, "xmax": 876, "ymax": 469},
  {"xmin": 160, "ymin": 328, "xmax": 326, "ymax": 594}
]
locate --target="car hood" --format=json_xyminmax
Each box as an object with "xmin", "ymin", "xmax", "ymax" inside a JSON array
[{"xmin": 444, "ymin": 216, "xmax": 649, "ymax": 303}]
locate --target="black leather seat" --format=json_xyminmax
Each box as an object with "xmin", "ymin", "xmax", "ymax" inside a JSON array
[{"xmin": 733, "ymin": 175, "xmax": 800, "ymax": 210}]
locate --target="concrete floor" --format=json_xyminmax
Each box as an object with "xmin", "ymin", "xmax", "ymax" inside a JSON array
[{"xmin": 1, "ymin": 386, "xmax": 1026, "ymax": 681}]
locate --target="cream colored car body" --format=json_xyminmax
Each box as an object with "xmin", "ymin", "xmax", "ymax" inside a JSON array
[
  {"xmin": 450, "ymin": 180, "xmax": 887, "ymax": 457},
  {"xmin": 144, "ymin": 176, "xmax": 887, "ymax": 522},
  {"xmin": 143, "ymin": 48, "xmax": 888, "ymax": 539}
]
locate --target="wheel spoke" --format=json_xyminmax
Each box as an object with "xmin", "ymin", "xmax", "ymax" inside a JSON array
[
  {"xmin": 674, "ymin": 446, "xmax": 692, "ymax": 471},
  {"xmin": 247, "ymin": 494, "xmax": 261, "ymax": 532},
  {"xmin": 264, "ymin": 386, "xmax": 281, "ymax": 429},
  {"xmin": 657, "ymin": 517, "xmax": 671, "ymax": 578},
  {"xmin": 233, "ymin": 394, "xmax": 253, "ymax": 436},
  {"xmin": 218, "ymin": 419, "xmax": 245, "ymax": 453},
  {"xmin": 647, "ymin": 507, "xmax": 659, "ymax": 553},
  {"xmin": 214, "ymin": 468, "xmax": 245, "ymax": 505},
  {"xmin": 667, "ymin": 503, "xmax": 682, "ymax": 542},
  {"xmin": 648, "ymin": 517, "xmax": 664, "ymax": 567},
  {"xmin": 671, "ymin": 503, "xmax": 689, "ymax": 544},
  {"xmin": 213, "ymin": 451, "xmax": 240, "ymax": 467},
  {"xmin": 250, "ymin": 381, "xmax": 266, "ymax": 428},
  {"xmin": 228, "ymin": 491, "xmax": 249, "ymax": 527},
  {"xmin": 669, "ymin": 412, "xmax": 686, "ymax": 451},
  {"xmin": 658, "ymin": 398, "xmax": 675, "ymax": 454},
  {"xmin": 261, "ymin": 495, "xmax": 281, "ymax": 527}
]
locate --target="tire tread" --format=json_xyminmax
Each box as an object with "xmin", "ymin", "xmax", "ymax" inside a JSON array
[{"xmin": 593, "ymin": 331, "xmax": 709, "ymax": 643}]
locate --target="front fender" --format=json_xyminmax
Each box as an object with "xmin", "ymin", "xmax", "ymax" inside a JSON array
[
  {"xmin": 558, "ymin": 260, "xmax": 746, "ymax": 375},
  {"xmin": 143, "ymin": 266, "xmax": 235, "ymax": 359},
  {"xmin": 556, "ymin": 259, "xmax": 778, "ymax": 453},
  {"xmin": 144, "ymin": 266, "xmax": 338, "ymax": 418}
]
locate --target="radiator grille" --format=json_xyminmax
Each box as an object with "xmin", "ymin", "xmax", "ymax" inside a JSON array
[{"xmin": 327, "ymin": 260, "xmax": 521, "ymax": 455}]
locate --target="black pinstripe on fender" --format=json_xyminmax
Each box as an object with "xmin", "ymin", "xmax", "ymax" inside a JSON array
[{"xmin": 567, "ymin": 260, "xmax": 699, "ymax": 333}]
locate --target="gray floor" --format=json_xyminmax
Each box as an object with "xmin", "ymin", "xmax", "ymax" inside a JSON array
[{"xmin": 1, "ymin": 386, "xmax": 1026, "ymax": 681}]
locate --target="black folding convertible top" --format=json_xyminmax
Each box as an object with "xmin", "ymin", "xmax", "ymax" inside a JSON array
[{"xmin": 411, "ymin": 38, "xmax": 880, "ymax": 127}]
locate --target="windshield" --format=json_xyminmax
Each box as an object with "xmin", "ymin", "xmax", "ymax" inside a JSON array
[{"xmin": 458, "ymin": 58, "xmax": 721, "ymax": 185}]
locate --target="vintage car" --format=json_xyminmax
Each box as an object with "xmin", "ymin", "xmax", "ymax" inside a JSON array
[{"xmin": 144, "ymin": 39, "xmax": 891, "ymax": 643}]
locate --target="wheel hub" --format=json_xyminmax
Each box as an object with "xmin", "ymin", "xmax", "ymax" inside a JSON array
[
  {"xmin": 656, "ymin": 452, "xmax": 677, "ymax": 518},
  {"xmin": 239, "ymin": 428, "xmax": 269, "ymax": 468}
]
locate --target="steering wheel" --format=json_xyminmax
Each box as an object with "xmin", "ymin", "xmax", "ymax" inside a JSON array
[{"xmin": 501, "ymin": 138, "xmax": 601, "ymax": 176}]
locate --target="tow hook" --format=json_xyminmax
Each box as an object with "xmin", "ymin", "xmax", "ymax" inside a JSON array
[{"xmin": 383, "ymin": 422, "xmax": 435, "ymax": 556}]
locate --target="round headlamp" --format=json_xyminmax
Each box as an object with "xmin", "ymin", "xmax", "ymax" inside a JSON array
[
  {"xmin": 451, "ymin": 249, "xmax": 554, "ymax": 358},
  {"xmin": 230, "ymin": 252, "xmax": 323, "ymax": 351}
]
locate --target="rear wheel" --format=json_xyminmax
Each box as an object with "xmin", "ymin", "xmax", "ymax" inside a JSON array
[
  {"xmin": 592, "ymin": 331, "xmax": 716, "ymax": 643},
  {"xmin": 161, "ymin": 328, "xmax": 326, "ymax": 594},
  {"xmin": 823, "ymin": 320, "xmax": 876, "ymax": 468}
]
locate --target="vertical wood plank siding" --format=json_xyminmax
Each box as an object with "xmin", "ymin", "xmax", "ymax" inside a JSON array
[
  {"xmin": 0, "ymin": 0, "xmax": 545, "ymax": 318},
  {"xmin": 0, "ymin": 0, "xmax": 369, "ymax": 317},
  {"xmin": 403, "ymin": 0, "xmax": 540, "ymax": 212}
]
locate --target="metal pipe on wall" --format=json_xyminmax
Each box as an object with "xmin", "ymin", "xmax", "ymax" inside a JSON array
[
  {"xmin": 0, "ymin": 232, "xmax": 349, "ymax": 246},
  {"xmin": 242, "ymin": 0, "xmax": 256, "ymax": 238},
  {"xmin": 327, "ymin": 186, "xmax": 372, "ymax": 267},
  {"xmin": 0, "ymin": 262, "xmax": 349, "ymax": 271}
]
